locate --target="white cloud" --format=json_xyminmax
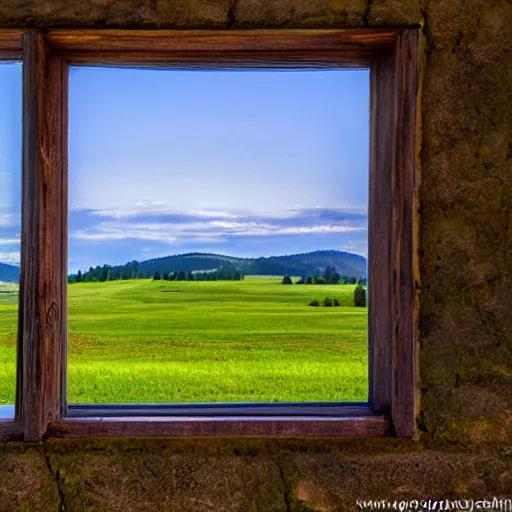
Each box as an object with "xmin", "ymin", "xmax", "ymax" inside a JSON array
[
  {"xmin": 274, "ymin": 225, "xmax": 365, "ymax": 235},
  {"xmin": 0, "ymin": 237, "xmax": 20, "ymax": 246},
  {"xmin": 88, "ymin": 206, "xmax": 242, "ymax": 220},
  {"xmin": 0, "ymin": 252, "xmax": 20, "ymax": 264},
  {"xmin": 73, "ymin": 229, "xmax": 177, "ymax": 244},
  {"xmin": 71, "ymin": 217, "xmax": 366, "ymax": 245},
  {"xmin": 76, "ymin": 204, "xmax": 367, "ymax": 222},
  {"xmin": 190, "ymin": 209, "xmax": 239, "ymax": 219}
]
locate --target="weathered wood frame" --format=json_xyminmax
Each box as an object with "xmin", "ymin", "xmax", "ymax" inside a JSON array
[{"xmin": 0, "ymin": 28, "xmax": 419, "ymax": 442}]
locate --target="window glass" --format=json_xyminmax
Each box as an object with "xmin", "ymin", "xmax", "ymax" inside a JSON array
[
  {"xmin": 67, "ymin": 67, "xmax": 369, "ymax": 405},
  {"xmin": 0, "ymin": 62, "xmax": 22, "ymax": 418}
]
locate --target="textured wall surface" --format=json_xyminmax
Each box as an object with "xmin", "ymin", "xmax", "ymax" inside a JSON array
[{"xmin": 1, "ymin": 0, "xmax": 512, "ymax": 510}]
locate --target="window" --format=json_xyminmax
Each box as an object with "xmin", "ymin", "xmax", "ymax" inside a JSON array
[
  {"xmin": 0, "ymin": 61, "xmax": 22, "ymax": 420},
  {"xmin": 0, "ymin": 30, "xmax": 22, "ymax": 440},
  {"xmin": 1, "ymin": 29, "xmax": 419, "ymax": 441},
  {"xmin": 66, "ymin": 66, "xmax": 370, "ymax": 407}
]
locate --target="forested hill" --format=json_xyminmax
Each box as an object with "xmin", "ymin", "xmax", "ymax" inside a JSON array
[
  {"xmin": 0, "ymin": 262, "xmax": 20, "ymax": 283},
  {"xmin": 72, "ymin": 250, "xmax": 367, "ymax": 281}
]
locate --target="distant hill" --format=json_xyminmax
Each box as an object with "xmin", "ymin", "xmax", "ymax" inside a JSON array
[
  {"xmin": 0, "ymin": 262, "xmax": 20, "ymax": 283},
  {"xmin": 109, "ymin": 250, "xmax": 367, "ymax": 280}
]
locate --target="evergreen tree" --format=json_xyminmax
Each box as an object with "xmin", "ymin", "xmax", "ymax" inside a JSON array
[
  {"xmin": 101, "ymin": 264, "xmax": 110, "ymax": 282},
  {"xmin": 354, "ymin": 285, "xmax": 367, "ymax": 307},
  {"xmin": 154, "ymin": 271, "xmax": 161, "ymax": 281},
  {"xmin": 281, "ymin": 274, "xmax": 293, "ymax": 285}
]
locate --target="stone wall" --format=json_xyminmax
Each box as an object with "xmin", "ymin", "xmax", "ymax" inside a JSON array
[{"xmin": 1, "ymin": 0, "xmax": 511, "ymax": 510}]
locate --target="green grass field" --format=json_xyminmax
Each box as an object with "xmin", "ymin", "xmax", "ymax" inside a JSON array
[{"xmin": 0, "ymin": 277, "xmax": 368, "ymax": 405}]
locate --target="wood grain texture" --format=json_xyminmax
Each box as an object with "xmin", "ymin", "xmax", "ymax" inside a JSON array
[
  {"xmin": 0, "ymin": 30, "xmax": 22, "ymax": 58},
  {"xmin": 59, "ymin": 64, "xmax": 69, "ymax": 418},
  {"xmin": 368, "ymin": 30, "xmax": 419, "ymax": 436},
  {"xmin": 390, "ymin": 30, "xmax": 419, "ymax": 438},
  {"xmin": 368, "ymin": 49, "xmax": 394, "ymax": 416},
  {"xmin": 64, "ymin": 49, "xmax": 376, "ymax": 68},
  {"xmin": 21, "ymin": 32, "xmax": 66, "ymax": 442},
  {"xmin": 47, "ymin": 29, "xmax": 400, "ymax": 68},
  {"xmin": 48, "ymin": 416, "xmax": 390, "ymax": 438},
  {"xmin": 47, "ymin": 29, "xmax": 399, "ymax": 52}
]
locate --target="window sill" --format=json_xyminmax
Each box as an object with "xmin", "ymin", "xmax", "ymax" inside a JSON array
[{"xmin": 48, "ymin": 414, "xmax": 390, "ymax": 438}]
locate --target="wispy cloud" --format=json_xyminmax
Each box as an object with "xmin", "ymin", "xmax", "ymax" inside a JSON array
[
  {"xmin": 0, "ymin": 252, "xmax": 20, "ymax": 265},
  {"xmin": 77, "ymin": 202, "xmax": 240, "ymax": 221},
  {"xmin": 0, "ymin": 237, "xmax": 20, "ymax": 246},
  {"xmin": 70, "ymin": 207, "xmax": 367, "ymax": 245}
]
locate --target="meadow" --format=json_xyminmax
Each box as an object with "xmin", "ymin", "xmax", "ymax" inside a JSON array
[
  {"xmin": 0, "ymin": 277, "xmax": 368, "ymax": 405},
  {"xmin": 0, "ymin": 282, "xmax": 19, "ymax": 407}
]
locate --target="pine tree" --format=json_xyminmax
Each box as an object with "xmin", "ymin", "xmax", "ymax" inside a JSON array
[{"xmin": 354, "ymin": 285, "xmax": 366, "ymax": 307}]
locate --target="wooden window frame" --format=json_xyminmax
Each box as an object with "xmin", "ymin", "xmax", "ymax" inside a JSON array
[{"xmin": 0, "ymin": 28, "xmax": 420, "ymax": 442}]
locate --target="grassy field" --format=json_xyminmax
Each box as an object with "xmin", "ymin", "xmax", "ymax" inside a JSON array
[
  {"xmin": 0, "ymin": 282, "xmax": 19, "ymax": 406},
  {"xmin": 0, "ymin": 277, "xmax": 368, "ymax": 405}
]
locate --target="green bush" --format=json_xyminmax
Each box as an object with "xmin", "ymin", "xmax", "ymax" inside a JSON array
[
  {"xmin": 323, "ymin": 297, "xmax": 333, "ymax": 307},
  {"xmin": 354, "ymin": 285, "xmax": 367, "ymax": 307},
  {"xmin": 333, "ymin": 298, "xmax": 340, "ymax": 307},
  {"xmin": 309, "ymin": 299, "xmax": 320, "ymax": 307}
]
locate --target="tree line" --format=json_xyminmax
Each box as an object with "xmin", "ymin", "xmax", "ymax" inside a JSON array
[
  {"xmin": 281, "ymin": 266, "xmax": 367, "ymax": 286},
  {"xmin": 68, "ymin": 263, "xmax": 244, "ymax": 283},
  {"xmin": 154, "ymin": 267, "xmax": 244, "ymax": 281},
  {"xmin": 68, "ymin": 261, "xmax": 143, "ymax": 283}
]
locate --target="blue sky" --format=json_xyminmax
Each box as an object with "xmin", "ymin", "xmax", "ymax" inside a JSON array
[{"xmin": 0, "ymin": 64, "xmax": 370, "ymax": 272}]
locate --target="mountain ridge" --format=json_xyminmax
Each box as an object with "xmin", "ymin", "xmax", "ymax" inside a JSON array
[{"xmin": 0, "ymin": 262, "xmax": 20, "ymax": 283}]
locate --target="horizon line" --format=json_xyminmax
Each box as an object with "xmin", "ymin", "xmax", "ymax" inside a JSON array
[{"xmin": 68, "ymin": 248, "xmax": 368, "ymax": 274}]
